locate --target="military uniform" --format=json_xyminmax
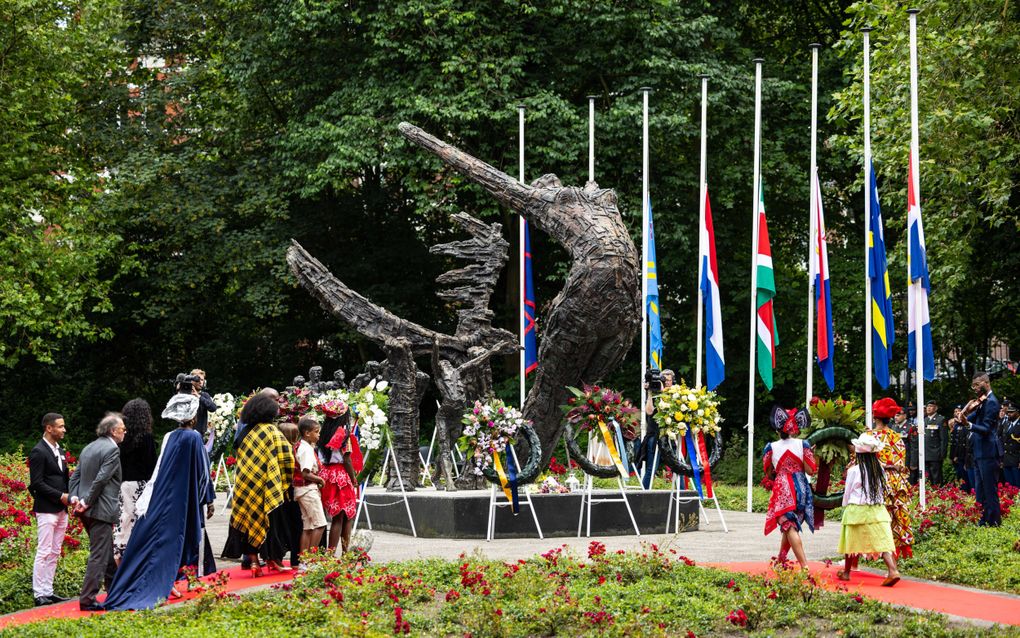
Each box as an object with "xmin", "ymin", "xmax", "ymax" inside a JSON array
[
  {"xmin": 999, "ymin": 404, "xmax": 1020, "ymax": 489},
  {"xmin": 922, "ymin": 411, "xmax": 948, "ymax": 485}
]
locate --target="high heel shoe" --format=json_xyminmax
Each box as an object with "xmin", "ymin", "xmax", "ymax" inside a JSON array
[
  {"xmin": 265, "ymin": 560, "xmax": 292, "ymax": 573},
  {"xmin": 169, "ymin": 587, "xmax": 183, "ymax": 599},
  {"xmin": 250, "ymin": 565, "xmax": 264, "ymax": 578}
]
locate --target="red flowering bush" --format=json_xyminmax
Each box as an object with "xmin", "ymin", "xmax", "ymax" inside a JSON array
[{"xmin": 0, "ymin": 451, "xmax": 90, "ymax": 614}]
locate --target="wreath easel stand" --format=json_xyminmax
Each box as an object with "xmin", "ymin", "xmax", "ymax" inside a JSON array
[
  {"xmin": 486, "ymin": 443, "xmax": 543, "ymax": 541},
  {"xmin": 214, "ymin": 455, "xmax": 235, "ymax": 508},
  {"xmin": 661, "ymin": 433, "xmax": 729, "ymax": 533},
  {"xmin": 574, "ymin": 422, "xmax": 641, "ymax": 537},
  {"xmin": 352, "ymin": 428, "xmax": 417, "ymax": 538}
]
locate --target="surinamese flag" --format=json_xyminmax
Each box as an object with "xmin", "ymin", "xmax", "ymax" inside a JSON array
[
  {"xmin": 699, "ymin": 189, "xmax": 724, "ymax": 390},
  {"xmin": 647, "ymin": 197, "xmax": 663, "ymax": 369},
  {"xmin": 907, "ymin": 153, "xmax": 935, "ymax": 381},
  {"xmin": 756, "ymin": 183, "xmax": 778, "ymax": 390},
  {"xmin": 868, "ymin": 161, "xmax": 894, "ymax": 389},
  {"xmin": 810, "ymin": 171, "xmax": 835, "ymax": 391}
]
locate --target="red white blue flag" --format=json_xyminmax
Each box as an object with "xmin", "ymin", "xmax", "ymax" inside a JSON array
[
  {"xmin": 699, "ymin": 189, "xmax": 724, "ymax": 390},
  {"xmin": 523, "ymin": 221, "xmax": 538, "ymax": 375},
  {"xmin": 810, "ymin": 170, "xmax": 835, "ymax": 391}
]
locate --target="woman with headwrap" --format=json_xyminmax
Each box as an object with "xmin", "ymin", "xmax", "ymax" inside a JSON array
[
  {"xmin": 870, "ymin": 397, "xmax": 914, "ymax": 558},
  {"xmin": 762, "ymin": 405, "xmax": 817, "ymax": 569},
  {"xmin": 102, "ymin": 393, "xmax": 216, "ymax": 610},
  {"xmin": 221, "ymin": 393, "xmax": 295, "ymax": 575}
]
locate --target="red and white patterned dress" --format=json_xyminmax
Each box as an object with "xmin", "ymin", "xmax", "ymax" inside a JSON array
[
  {"xmin": 763, "ymin": 438, "xmax": 818, "ymax": 535},
  {"xmin": 318, "ymin": 425, "xmax": 357, "ymax": 519}
]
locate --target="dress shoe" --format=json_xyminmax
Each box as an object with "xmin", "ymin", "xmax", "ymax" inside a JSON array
[
  {"xmin": 34, "ymin": 597, "xmax": 54, "ymax": 607},
  {"xmin": 79, "ymin": 603, "xmax": 105, "ymax": 612},
  {"xmin": 48, "ymin": 594, "xmax": 70, "ymax": 603}
]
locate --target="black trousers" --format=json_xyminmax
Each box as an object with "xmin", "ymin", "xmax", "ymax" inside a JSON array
[
  {"xmin": 924, "ymin": 459, "xmax": 944, "ymax": 486},
  {"xmin": 80, "ymin": 515, "xmax": 117, "ymax": 605}
]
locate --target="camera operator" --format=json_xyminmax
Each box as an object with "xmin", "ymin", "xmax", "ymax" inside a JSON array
[
  {"xmin": 175, "ymin": 369, "xmax": 217, "ymax": 452},
  {"xmin": 637, "ymin": 368, "xmax": 674, "ymax": 489}
]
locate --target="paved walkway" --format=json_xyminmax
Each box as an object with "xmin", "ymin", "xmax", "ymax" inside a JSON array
[{"xmin": 207, "ymin": 490, "xmax": 840, "ymax": 564}]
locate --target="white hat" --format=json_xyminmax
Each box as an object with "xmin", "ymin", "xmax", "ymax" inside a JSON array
[
  {"xmin": 851, "ymin": 432, "xmax": 885, "ymax": 454},
  {"xmin": 162, "ymin": 393, "xmax": 199, "ymax": 423}
]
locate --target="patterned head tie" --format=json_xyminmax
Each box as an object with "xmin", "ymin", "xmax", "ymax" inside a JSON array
[{"xmin": 769, "ymin": 405, "xmax": 810, "ymax": 436}]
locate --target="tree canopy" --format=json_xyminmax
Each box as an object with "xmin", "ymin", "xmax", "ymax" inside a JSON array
[{"xmin": 0, "ymin": 0, "xmax": 1016, "ymax": 452}]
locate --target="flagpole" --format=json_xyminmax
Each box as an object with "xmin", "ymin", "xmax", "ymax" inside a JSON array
[
  {"xmin": 640, "ymin": 87, "xmax": 651, "ymax": 442},
  {"xmin": 863, "ymin": 28, "xmax": 874, "ymax": 428},
  {"xmin": 746, "ymin": 59, "xmax": 763, "ymax": 513},
  {"xmin": 695, "ymin": 74, "xmax": 709, "ymax": 389},
  {"xmin": 588, "ymin": 95, "xmax": 597, "ymax": 183},
  {"xmin": 908, "ymin": 7, "xmax": 926, "ymax": 510},
  {"xmin": 806, "ymin": 43, "xmax": 820, "ymax": 407},
  {"xmin": 518, "ymin": 103, "xmax": 527, "ymax": 411}
]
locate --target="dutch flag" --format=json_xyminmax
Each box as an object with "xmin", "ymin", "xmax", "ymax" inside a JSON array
[{"xmin": 699, "ymin": 189, "xmax": 724, "ymax": 390}]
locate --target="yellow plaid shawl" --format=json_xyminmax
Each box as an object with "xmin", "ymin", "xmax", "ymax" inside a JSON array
[{"xmin": 229, "ymin": 422, "xmax": 295, "ymax": 549}]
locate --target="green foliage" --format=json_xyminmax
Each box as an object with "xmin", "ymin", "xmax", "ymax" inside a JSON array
[{"xmin": 0, "ymin": 0, "xmax": 128, "ymax": 367}]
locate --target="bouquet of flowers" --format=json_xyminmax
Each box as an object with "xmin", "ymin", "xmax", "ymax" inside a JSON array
[
  {"xmin": 538, "ymin": 475, "xmax": 571, "ymax": 494},
  {"xmin": 277, "ymin": 387, "xmax": 312, "ymax": 421},
  {"xmin": 458, "ymin": 398, "xmax": 528, "ymax": 476},
  {"xmin": 652, "ymin": 380, "xmax": 723, "ymax": 439},
  {"xmin": 350, "ymin": 379, "xmax": 389, "ymax": 451},
  {"xmin": 310, "ymin": 389, "xmax": 351, "ymax": 419},
  {"xmin": 561, "ymin": 384, "xmax": 640, "ymax": 440},
  {"xmin": 207, "ymin": 393, "xmax": 238, "ymax": 462}
]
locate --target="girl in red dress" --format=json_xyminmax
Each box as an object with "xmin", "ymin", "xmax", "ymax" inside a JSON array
[
  {"xmin": 762, "ymin": 405, "xmax": 817, "ymax": 569},
  {"xmin": 317, "ymin": 404, "xmax": 358, "ymax": 553}
]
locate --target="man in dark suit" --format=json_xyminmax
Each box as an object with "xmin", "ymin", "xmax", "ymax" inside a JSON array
[
  {"xmin": 923, "ymin": 400, "xmax": 948, "ymax": 485},
  {"xmin": 28, "ymin": 413, "xmax": 72, "ymax": 606},
  {"xmin": 961, "ymin": 372, "xmax": 1003, "ymax": 526},
  {"xmin": 69, "ymin": 413, "xmax": 125, "ymax": 611}
]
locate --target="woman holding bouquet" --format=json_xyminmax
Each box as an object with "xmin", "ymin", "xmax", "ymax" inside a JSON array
[
  {"xmin": 762, "ymin": 405, "xmax": 817, "ymax": 569},
  {"xmin": 870, "ymin": 397, "xmax": 914, "ymax": 558}
]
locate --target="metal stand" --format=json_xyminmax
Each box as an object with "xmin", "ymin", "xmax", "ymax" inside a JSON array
[
  {"xmin": 576, "ymin": 437, "xmax": 640, "ymax": 537},
  {"xmin": 663, "ymin": 439, "xmax": 728, "ymax": 533},
  {"xmin": 352, "ymin": 431, "xmax": 417, "ymax": 537},
  {"xmin": 423, "ymin": 417, "xmax": 464, "ymax": 481},
  {"xmin": 214, "ymin": 455, "xmax": 235, "ymax": 507},
  {"xmin": 486, "ymin": 445, "xmax": 543, "ymax": 541}
]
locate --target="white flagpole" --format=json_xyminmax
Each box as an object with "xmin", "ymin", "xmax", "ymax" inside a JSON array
[
  {"xmin": 640, "ymin": 87, "xmax": 651, "ymax": 441},
  {"xmin": 908, "ymin": 7, "xmax": 926, "ymax": 510},
  {"xmin": 518, "ymin": 104, "xmax": 526, "ymax": 411},
  {"xmin": 746, "ymin": 59, "xmax": 763, "ymax": 513},
  {"xmin": 863, "ymin": 28, "xmax": 874, "ymax": 428},
  {"xmin": 695, "ymin": 74, "xmax": 709, "ymax": 389},
  {"xmin": 806, "ymin": 43, "xmax": 820, "ymax": 407},
  {"xmin": 588, "ymin": 95, "xmax": 597, "ymax": 183}
]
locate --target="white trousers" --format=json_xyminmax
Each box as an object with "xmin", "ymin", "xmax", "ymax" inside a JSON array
[{"xmin": 33, "ymin": 511, "xmax": 68, "ymax": 598}]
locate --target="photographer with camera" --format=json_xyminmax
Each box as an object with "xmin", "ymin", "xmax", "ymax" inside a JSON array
[
  {"xmin": 637, "ymin": 368, "xmax": 674, "ymax": 489},
  {"xmin": 176, "ymin": 369, "xmax": 217, "ymax": 452}
]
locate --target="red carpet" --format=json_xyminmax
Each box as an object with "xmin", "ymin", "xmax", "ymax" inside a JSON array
[
  {"xmin": 0, "ymin": 563, "xmax": 296, "ymax": 630},
  {"xmin": 707, "ymin": 561, "xmax": 1020, "ymax": 626}
]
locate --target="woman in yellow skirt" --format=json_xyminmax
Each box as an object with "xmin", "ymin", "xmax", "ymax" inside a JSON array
[{"xmin": 838, "ymin": 433, "xmax": 901, "ymax": 586}]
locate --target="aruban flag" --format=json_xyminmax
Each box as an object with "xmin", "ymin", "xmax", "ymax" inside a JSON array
[
  {"xmin": 907, "ymin": 153, "xmax": 935, "ymax": 381},
  {"xmin": 756, "ymin": 183, "xmax": 778, "ymax": 390},
  {"xmin": 699, "ymin": 189, "xmax": 725, "ymax": 390},
  {"xmin": 647, "ymin": 198, "xmax": 663, "ymax": 369},
  {"xmin": 523, "ymin": 222, "xmax": 538, "ymax": 375},
  {"xmin": 811, "ymin": 171, "xmax": 835, "ymax": 391},
  {"xmin": 868, "ymin": 160, "xmax": 894, "ymax": 389}
]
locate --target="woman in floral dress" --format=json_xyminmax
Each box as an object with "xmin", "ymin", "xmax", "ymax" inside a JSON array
[
  {"xmin": 870, "ymin": 397, "xmax": 914, "ymax": 558},
  {"xmin": 763, "ymin": 405, "xmax": 817, "ymax": 569}
]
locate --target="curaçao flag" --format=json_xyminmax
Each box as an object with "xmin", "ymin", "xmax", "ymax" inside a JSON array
[
  {"xmin": 868, "ymin": 161, "xmax": 894, "ymax": 389},
  {"xmin": 647, "ymin": 198, "xmax": 663, "ymax": 369},
  {"xmin": 523, "ymin": 221, "xmax": 538, "ymax": 375},
  {"xmin": 756, "ymin": 183, "xmax": 778, "ymax": 390},
  {"xmin": 810, "ymin": 171, "xmax": 834, "ymax": 391},
  {"xmin": 699, "ymin": 189, "xmax": 724, "ymax": 390},
  {"xmin": 907, "ymin": 153, "xmax": 935, "ymax": 381}
]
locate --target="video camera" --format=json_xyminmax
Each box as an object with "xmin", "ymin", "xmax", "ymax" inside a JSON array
[
  {"xmin": 175, "ymin": 373, "xmax": 203, "ymax": 394},
  {"xmin": 645, "ymin": 368, "xmax": 663, "ymax": 394}
]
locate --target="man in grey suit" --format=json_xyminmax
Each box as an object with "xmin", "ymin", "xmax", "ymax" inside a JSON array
[{"xmin": 69, "ymin": 413, "xmax": 125, "ymax": 611}]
